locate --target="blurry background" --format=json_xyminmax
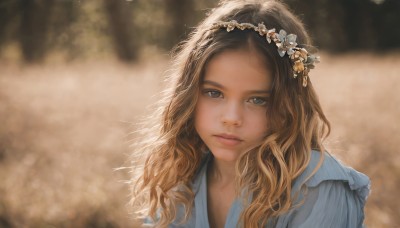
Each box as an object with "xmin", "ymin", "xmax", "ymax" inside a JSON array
[{"xmin": 0, "ymin": 0, "xmax": 399, "ymax": 227}]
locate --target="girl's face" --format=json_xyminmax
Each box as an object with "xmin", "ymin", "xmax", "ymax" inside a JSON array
[{"xmin": 195, "ymin": 48, "xmax": 272, "ymax": 163}]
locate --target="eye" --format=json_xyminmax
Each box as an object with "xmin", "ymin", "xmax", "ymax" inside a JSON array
[
  {"xmin": 248, "ymin": 97, "xmax": 268, "ymax": 106},
  {"xmin": 203, "ymin": 89, "xmax": 223, "ymax": 98}
]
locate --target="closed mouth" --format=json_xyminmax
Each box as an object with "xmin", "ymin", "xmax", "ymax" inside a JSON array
[{"xmin": 214, "ymin": 133, "xmax": 243, "ymax": 141}]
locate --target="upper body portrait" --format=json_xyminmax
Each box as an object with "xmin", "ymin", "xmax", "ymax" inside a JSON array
[{"xmin": 130, "ymin": 0, "xmax": 371, "ymax": 227}]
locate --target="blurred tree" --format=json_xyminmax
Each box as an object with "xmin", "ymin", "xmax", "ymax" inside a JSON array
[
  {"xmin": 0, "ymin": 0, "xmax": 399, "ymax": 63},
  {"xmin": 330, "ymin": 0, "xmax": 377, "ymax": 50},
  {"xmin": 376, "ymin": 0, "xmax": 400, "ymax": 49},
  {"xmin": 104, "ymin": 0, "xmax": 138, "ymax": 62},
  {"xmin": 285, "ymin": 0, "xmax": 400, "ymax": 52},
  {"xmin": 0, "ymin": 1, "xmax": 18, "ymax": 50},
  {"xmin": 163, "ymin": 0, "xmax": 195, "ymax": 50},
  {"xmin": 19, "ymin": 0, "xmax": 54, "ymax": 63},
  {"xmin": 46, "ymin": 0, "xmax": 78, "ymax": 60}
]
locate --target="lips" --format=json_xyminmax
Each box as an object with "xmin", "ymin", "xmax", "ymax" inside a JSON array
[{"xmin": 214, "ymin": 133, "xmax": 243, "ymax": 146}]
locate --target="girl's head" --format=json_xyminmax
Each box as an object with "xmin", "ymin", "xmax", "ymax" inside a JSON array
[
  {"xmin": 167, "ymin": 0, "xmax": 325, "ymax": 151},
  {"xmin": 132, "ymin": 0, "xmax": 330, "ymax": 227}
]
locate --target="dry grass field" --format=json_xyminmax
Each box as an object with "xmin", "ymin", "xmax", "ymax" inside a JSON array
[{"xmin": 0, "ymin": 52, "xmax": 399, "ymax": 227}]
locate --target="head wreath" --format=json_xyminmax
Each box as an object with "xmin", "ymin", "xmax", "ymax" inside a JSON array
[{"xmin": 211, "ymin": 20, "xmax": 320, "ymax": 87}]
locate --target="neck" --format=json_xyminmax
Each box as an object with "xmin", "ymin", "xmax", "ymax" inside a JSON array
[{"xmin": 208, "ymin": 157, "xmax": 237, "ymax": 186}]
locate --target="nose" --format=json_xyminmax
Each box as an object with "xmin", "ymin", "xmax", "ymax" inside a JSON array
[{"xmin": 221, "ymin": 101, "xmax": 242, "ymax": 126}]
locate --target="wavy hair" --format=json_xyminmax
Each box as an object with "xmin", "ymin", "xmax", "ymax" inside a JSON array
[{"xmin": 130, "ymin": 0, "xmax": 330, "ymax": 227}]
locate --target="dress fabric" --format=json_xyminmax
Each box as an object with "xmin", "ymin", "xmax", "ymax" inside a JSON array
[{"xmin": 167, "ymin": 150, "xmax": 370, "ymax": 228}]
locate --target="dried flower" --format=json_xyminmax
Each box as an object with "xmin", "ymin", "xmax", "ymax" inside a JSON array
[
  {"xmin": 211, "ymin": 20, "xmax": 320, "ymax": 87},
  {"xmin": 293, "ymin": 60, "xmax": 305, "ymax": 73}
]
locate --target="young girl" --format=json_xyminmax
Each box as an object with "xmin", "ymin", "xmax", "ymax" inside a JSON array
[{"xmin": 130, "ymin": 0, "xmax": 370, "ymax": 227}]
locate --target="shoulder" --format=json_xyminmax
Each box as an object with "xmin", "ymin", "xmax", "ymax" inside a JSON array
[
  {"xmin": 276, "ymin": 151, "xmax": 370, "ymax": 228},
  {"xmin": 294, "ymin": 150, "xmax": 370, "ymax": 202},
  {"xmin": 276, "ymin": 151, "xmax": 371, "ymax": 227}
]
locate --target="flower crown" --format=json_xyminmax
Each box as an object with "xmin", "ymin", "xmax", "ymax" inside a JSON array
[{"xmin": 210, "ymin": 20, "xmax": 320, "ymax": 87}]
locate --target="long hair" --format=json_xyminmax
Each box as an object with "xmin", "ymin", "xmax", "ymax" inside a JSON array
[{"xmin": 130, "ymin": 0, "xmax": 331, "ymax": 227}]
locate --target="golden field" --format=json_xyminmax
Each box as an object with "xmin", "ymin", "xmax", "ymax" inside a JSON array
[{"xmin": 0, "ymin": 52, "xmax": 399, "ymax": 227}]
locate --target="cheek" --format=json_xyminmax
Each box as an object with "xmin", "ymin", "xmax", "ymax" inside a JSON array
[
  {"xmin": 246, "ymin": 110, "xmax": 269, "ymax": 137},
  {"xmin": 194, "ymin": 99, "xmax": 209, "ymax": 129}
]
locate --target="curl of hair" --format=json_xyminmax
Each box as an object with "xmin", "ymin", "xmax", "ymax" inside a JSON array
[{"xmin": 130, "ymin": 0, "xmax": 330, "ymax": 227}]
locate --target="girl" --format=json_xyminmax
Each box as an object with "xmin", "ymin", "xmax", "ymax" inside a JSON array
[{"xmin": 130, "ymin": 0, "xmax": 370, "ymax": 227}]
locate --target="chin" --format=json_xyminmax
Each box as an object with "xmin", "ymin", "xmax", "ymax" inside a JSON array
[{"xmin": 209, "ymin": 148, "xmax": 241, "ymax": 163}]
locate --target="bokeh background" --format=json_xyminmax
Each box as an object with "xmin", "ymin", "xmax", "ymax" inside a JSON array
[{"xmin": 1, "ymin": 0, "xmax": 399, "ymax": 227}]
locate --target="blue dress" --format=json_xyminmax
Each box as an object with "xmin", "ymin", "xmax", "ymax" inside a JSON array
[{"xmin": 167, "ymin": 150, "xmax": 370, "ymax": 228}]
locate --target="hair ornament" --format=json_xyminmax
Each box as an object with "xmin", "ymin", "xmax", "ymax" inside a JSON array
[{"xmin": 211, "ymin": 20, "xmax": 320, "ymax": 87}]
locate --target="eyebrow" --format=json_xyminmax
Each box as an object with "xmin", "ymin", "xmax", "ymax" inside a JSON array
[{"xmin": 202, "ymin": 80, "xmax": 271, "ymax": 94}]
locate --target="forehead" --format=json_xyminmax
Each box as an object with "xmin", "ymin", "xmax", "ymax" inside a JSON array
[{"xmin": 203, "ymin": 48, "xmax": 273, "ymax": 91}]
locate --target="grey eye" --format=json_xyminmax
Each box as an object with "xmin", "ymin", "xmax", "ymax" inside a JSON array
[
  {"xmin": 204, "ymin": 89, "xmax": 222, "ymax": 98},
  {"xmin": 248, "ymin": 97, "xmax": 267, "ymax": 106}
]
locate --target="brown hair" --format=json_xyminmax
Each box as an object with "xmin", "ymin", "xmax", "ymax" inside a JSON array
[{"xmin": 130, "ymin": 0, "xmax": 330, "ymax": 227}]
